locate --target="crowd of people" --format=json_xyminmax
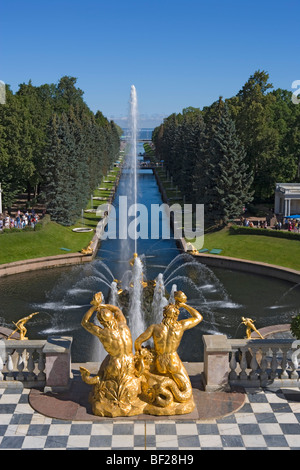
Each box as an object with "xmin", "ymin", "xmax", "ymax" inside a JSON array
[
  {"xmin": 0, "ymin": 209, "xmax": 39, "ymax": 231},
  {"xmin": 286, "ymin": 219, "xmax": 300, "ymax": 232},
  {"xmin": 241, "ymin": 216, "xmax": 300, "ymax": 232},
  {"xmin": 242, "ymin": 218, "xmax": 269, "ymax": 229}
]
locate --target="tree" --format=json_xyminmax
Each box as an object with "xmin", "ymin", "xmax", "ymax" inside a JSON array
[
  {"xmin": 205, "ymin": 104, "xmax": 253, "ymax": 226},
  {"xmin": 0, "ymin": 77, "xmax": 120, "ymax": 217},
  {"xmin": 0, "ymin": 86, "xmax": 35, "ymax": 207},
  {"xmin": 230, "ymin": 70, "xmax": 278, "ymax": 201}
]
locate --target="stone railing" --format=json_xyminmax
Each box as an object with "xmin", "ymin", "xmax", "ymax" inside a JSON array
[
  {"xmin": 0, "ymin": 336, "xmax": 72, "ymax": 392},
  {"xmin": 203, "ymin": 335, "xmax": 300, "ymax": 391}
]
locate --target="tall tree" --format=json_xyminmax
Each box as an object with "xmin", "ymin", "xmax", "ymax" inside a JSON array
[
  {"xmin": 206, "ymin": 104, "xmax": 253, "ymax": 226},
  {"xmin": 230, "ymin": 70, "xmax": 278, "ymax": 201}
]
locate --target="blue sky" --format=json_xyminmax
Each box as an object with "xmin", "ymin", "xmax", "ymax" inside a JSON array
[{"xmin": 1, "ymin": 0, "xmax": 299, "ymax": 127}]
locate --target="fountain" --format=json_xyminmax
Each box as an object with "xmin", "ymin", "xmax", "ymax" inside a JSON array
[
  {"xmin": 129, "ymin": 84, "xmax": 138, "ymax": 253},
  {"xmin": 117, "ymin": 85, "xmax": 149, "ymax": 342}
]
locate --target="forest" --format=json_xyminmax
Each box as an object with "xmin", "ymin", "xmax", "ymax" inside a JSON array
[
  {"xmin": 152, "ymin": 71, "xmax": 300, "ymax": 227},
  {"xmin": 0, "ymin": 76, "xmax": 121, "ymax": 225}
]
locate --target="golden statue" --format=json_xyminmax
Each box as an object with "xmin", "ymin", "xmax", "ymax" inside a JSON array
[
  {"xmin": 241, "ymin": 316, "xmax": 264, "ymax": 339},
  {"xmin": 81, "ymin": 241, "xmax": 93, "ymax": 255},
  {"xmin": 80, "ymin": 292, "xmax": 144, "ymax": 417},
  {"xmin": 129, "ymin": 252, "xmax": 138, "ymax": 266},
  {"xmin": 80, "ymin": 289, "xmax": 203, "ymax": 417},
  {"xmin": 134, "ymin": 291, "xmax": 203, "ymax": 415},
  {"xmin": 7, "ymin": 312, "xmax": 39, "ymax": 340},
  {"xmin": 128, "ymin": 252, "xmax": 153, "ymax": 288}
]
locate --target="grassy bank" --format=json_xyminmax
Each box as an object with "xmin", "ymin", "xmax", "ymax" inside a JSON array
[
  {"xmin": 0, "ymin": 164, "xmax": 122, "ymax": 265},
  {"xmin": 189, "ymin": 227, "xmax": 300, "ymax": 272},
  {"xmin": 0, "ymin": 222, "xmax": 93, "ymax": 264},
  {"xmin": 155, "ymin": 167, "xmax": 300, "ymax": 271}
]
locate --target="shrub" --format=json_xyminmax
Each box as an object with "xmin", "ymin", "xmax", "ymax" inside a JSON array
[{"xmin": 290, "ymin": 315, "xmax": 300, "ymax": 339}]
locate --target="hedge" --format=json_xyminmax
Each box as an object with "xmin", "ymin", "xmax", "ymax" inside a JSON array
[{"xmin": 229, "ymin": 225, "xmax": 300, "ymax": 241}]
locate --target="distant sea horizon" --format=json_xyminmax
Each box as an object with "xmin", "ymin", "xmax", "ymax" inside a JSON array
[{"xmin": 121, "ymin": 128, "xmax": 154, "ymax": 140}]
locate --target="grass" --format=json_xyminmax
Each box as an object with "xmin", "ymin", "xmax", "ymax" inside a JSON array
[
  {"xmin": 0, "ymin": 222, "xmax": 94, "ymax": 264},
  {"xmin": 0, "ymin": 164, "xmax": 123, "ymax": 265},
  {"xmin": 189, "ymin": 227, "xmax": 300, "ymax": 272}
]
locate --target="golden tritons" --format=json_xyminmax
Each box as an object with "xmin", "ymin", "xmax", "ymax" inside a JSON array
[{"xmin": 80, "ymin": 289, "xmax": 203, "ymax": 417}]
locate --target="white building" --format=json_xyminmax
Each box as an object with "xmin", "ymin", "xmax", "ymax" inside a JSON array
[{"xmin": 274, "ymin": 183, "xmax": 300, "ymax": 217}]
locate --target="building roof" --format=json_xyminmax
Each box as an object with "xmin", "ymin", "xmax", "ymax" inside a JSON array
[{"xmin": 276, "ymin": 183, "xmax": 300, "ymax": 194}]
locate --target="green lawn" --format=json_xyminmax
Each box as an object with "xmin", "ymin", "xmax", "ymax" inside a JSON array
[
  {"xmin": 0, "ymin": 165, "xmax": 122, "ymax": 265},
  {"xmin": 0, "ymin": 221, "xmax": 94, "ymax": 264},
  {"xmin": 189, "ymin": 227, "xmax": 300, "ymax": 271}
]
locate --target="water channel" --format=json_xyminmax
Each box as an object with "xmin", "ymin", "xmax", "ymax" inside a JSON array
[{"xmin": 1, "ymin": 141, "xmax": 300, "ymax": 362}]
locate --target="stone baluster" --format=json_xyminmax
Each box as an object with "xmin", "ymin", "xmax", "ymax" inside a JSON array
[
  {"xmin": 239, "ymin": 348, "xmax": 248, "ymax": 381},
  {"xmin": 250, "ymin": 347, "xmax": 259, "ymax": 381},
  {"xmin": 16, "ymin": 350, "xmax": 25, "ymax": 381},
  {"xmin": 27, "ymin": 349, "xmax": 36, "ymax": 382},
  {"xmin": 270, "ymin": 347, "xmax": 278, "ymax": 380},
  {"xmin": 37, "ymin": 349, "xmax": 46, "ymax": 382},
  {"xmin": 229, "ymin": 351, "xmax": 238, "ymax": 381},
  {"xmin": 280, "ymin": 347, "xmax": 289, "ymax": 379},
  {"xmin": 259, "ymin": 348, "xmax": 269, "ymax": 386},
  {"xmin": 6, "ymin": 351, "xmax": 14, "ymax": 381},
  {"xmin": 290, "ymin": 351, "xmax": 299, "ymax": 380}
]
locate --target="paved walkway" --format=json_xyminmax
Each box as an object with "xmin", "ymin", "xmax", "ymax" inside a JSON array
[{"xmin": 1, "ymin": 374, "xmax": 300, "ymax": 450}]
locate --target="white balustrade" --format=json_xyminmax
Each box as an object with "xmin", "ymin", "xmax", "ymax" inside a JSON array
[
  {"xmin": 0, "ymin": 336, "xmax": 72, "ymax": 391},
  {"xmin": 228, "ymin": 339, "xmax": 300, "ymax": 388},
  {"xmin": 0, "ymin": 340, "xmax": 47, "ymax": 387},
  {"xmin": 203, "ymin": 335, "xmax": 300, "ymax": 391}
]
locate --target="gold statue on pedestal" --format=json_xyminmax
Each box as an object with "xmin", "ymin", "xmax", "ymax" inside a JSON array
[
  {"xmin": 241, "ymin": 317, "xmax": 264, "ymax": 339},
  {"xmin": 7, "ymin": 312, "xmax": 39, "ymax": 340},
  {"xmin": 134, "ymin": 291, "xmax": 203, "ymax": 415},
  {"xmin": 80, "ymin": 290, "xmax": 203, "ymax": 417}
]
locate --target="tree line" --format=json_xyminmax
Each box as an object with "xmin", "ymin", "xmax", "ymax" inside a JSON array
[
  {"xmin": 152, "ymin": 71, "xmax": 300, "ymax": 227},
  {"xmin": 0, "ymin": 76, "xmax": 121, "ymax": 225}
]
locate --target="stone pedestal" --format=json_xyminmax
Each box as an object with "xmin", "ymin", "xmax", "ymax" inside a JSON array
[
  {"xmin": 43, "ymin": 336, "xmax": 73, "ymax": 393},
  {"xmin": 203, "ymin": 335, "xmax": 231, "ymax": 392}
]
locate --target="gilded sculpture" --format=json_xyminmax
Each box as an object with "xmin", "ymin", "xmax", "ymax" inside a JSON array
[
  {"xmin": 134, "ymin": 290, "xmax": 203, "ymax": 415},
  {"xmin": 241, "ymin": 316, "xmax": 264, "ymax": 339},
  {"xmin": 80, "ymin": 289, "xmax": 203, "ymax": 417},
  {"xmin": 81, "ymin": 241, "xmax": 93, "ymax": 255},
  {"xmin": 7, "ymin": 312, "xmax": 39, "ymax": 340},
  {"xmin": 80, "ymin": 292, "xmax": 144, "ymax": 417}
]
